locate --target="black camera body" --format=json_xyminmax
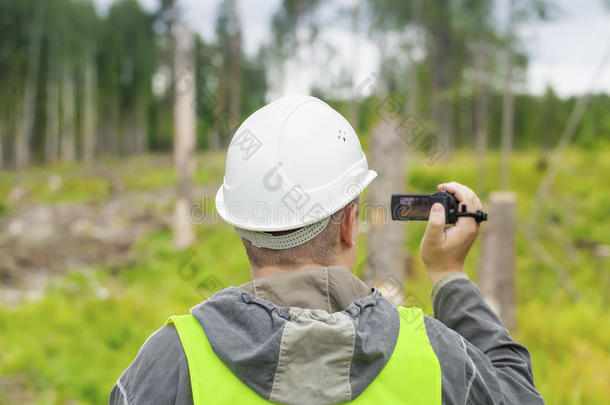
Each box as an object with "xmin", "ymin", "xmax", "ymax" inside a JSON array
[
  {"xmin": 391, "ymin": 190, "xmax": 488, "ymax": 224},
  {"xmin": 391, "ymin": 191, "xmax": 459, "ymax": 224}
]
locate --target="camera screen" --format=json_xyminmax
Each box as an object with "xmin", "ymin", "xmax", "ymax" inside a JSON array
[{"xmin": 395, "ymin": 196, "xmax": 430, "ymax": 219}]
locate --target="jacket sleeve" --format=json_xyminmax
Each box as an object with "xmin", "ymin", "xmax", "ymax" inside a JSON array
[
  {"xmin": 429, "ymin": 273, "xmax": 544, "ymax": 405},
  {"xmin": 108, "ymin": 325, "xmax": 193, "ymax": 405}
]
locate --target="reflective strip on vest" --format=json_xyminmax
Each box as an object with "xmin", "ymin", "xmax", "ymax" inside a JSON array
[{"xmin": 165, "ymin": 306, "xmax": 442, "ymax": 404}]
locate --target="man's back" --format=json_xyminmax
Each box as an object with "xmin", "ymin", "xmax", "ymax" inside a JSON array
[{"xmin": 110, "ymin": 266, "xmax": 544, "ymax": 405}]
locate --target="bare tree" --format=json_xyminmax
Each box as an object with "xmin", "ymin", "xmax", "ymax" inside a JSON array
[
  {"xmin": 81, "ymin": 50, "xmax": 97, "ymax": 164},
  {"xmin": 501, "ymin": 0, "xmax": 516, "ymax": 190},
  {"xmin": 473, "ymin": 41, "xmax": 489, "ymax": 190},
  {"xmin": 135, "ymin": 104, "xmax": 148, "ymax": 154},
  {"xmin": 366, "ymin": 118, "xmax": 408, "ymax": 305},
  {"xmin": 478, "ymin": 191, "xmax": 517, "ymax": 330},
  {"xmin": 406, "ymin": 0, "xmax": 422, "ymax": 116},
  {"xmin": 429, "ymin": 0, "xmax": 453, "ymax": 160},
  {"xmin": 45, "ymin": 36, "xmax": 60, "ymax": 165},
  {"xmin": 60, "ymin": 62, "xmax": 76, "ymax": 163},
  {"xmin": 349, "ymin": 0, "xmax": 361, "ymax": 127},
  {"xmin": 212, "ymin": 0, "xmax": 242, "ymax": 148},
  {"xmin": 173, "ymin": 21, "xmax": 197, "ymax": 249},
  {"xmin": 0, "ymin": 119, "xmax": 4, "ymax": 169},
  {"xmin": 101, "ymin": 99, "xmax": 120, "ymax": 157},
  {"xmin": 211, "ymin": 64, "xmax": 227, "ymax": 149},
  {"xmin": 15, "ymin": 4, "xmax": 45, "ymax": 170},
  {"xmin": 228, "ymin": 0, "xmax": 242, "ymax": 137}
]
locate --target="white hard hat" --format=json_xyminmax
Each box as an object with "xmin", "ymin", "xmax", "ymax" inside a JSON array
[{"xmin": 215, "ymin": 95, "xmax": 377, "ymax": 248}]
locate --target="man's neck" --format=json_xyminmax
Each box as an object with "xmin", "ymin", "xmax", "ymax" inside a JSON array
[{"xmin": 240, "ymin": 265, "xmax": 372, "ymax": 312}]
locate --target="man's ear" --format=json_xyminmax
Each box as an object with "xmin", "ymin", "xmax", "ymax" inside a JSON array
[{"xmin": 339, "ymin": 203, "xmax": 358, "ymax": 248}]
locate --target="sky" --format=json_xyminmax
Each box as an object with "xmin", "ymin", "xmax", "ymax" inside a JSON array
[{"xmin": 93, "ymin": 0, "xmax": 610, "ymax": 98}]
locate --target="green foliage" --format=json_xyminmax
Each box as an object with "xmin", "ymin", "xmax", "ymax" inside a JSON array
[
  {"xmin": 352, "ymin": 91, "xmax": 610, "ymax": 151},
  {"xmin": 0, "ymin": 0, "xmax": 607, "ymax": 170},
  {"xmin": 0, "ymin": 0, "xmax": 269, "ymax": 168}
]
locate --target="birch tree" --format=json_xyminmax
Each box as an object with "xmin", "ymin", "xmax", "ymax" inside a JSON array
[
  {"xmin": 45, "ymin": 43, "xmax": 60, "ymax": 165},
  {"xmin": 15, "ymin": 4, "xmax": 45, "ymax": 170},
  {"xmin": 500, "ymin": 0, "xmax": 516, "ymax": 190},
  {"xmin": 173, "ymin": 21, "xmax": 197, "ymax": 249},
  {"xmin": 212, "ymin": 0, "xmax": 243, "ymax": 148},
  {"xmin": 0, "ymin": 119, "xmax": 4, "ymax": 169},
  {"xmin": 349, "ymin": 0, "xmax": 362, "ymax": 127},
  {"xmin": 60, "ymin": 61, "xmax": 76, "ymax": 163},
  {"xmin": 366, "ymin": 118, "xmax": 408, "ymax": 305},
  {"xmin": 82, "ymin": 50, "xmax": 98, "ymax": 164},
  {"xmin": 500, "ymin": 0, "xmax": 554, "ymax": 189}
]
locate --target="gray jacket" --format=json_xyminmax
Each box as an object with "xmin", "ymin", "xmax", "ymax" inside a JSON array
[{"xmin": 109, "ymin": 266, "xmax": 544, "ymax": 404}]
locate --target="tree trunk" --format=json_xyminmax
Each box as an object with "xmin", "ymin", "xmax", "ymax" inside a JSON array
[
  {"xmin": 60, "ymin": 62, "xmax": 76, "ymax": 163},
  {"xmin": 6, "ymin": 85, "xmax": 19, "ymax": 169},
  {"xmin": 366, "ymin": 118, "xmax": 408, "ymax": 305},
  {"xmin": 473, "ymin": 43, "xmax": 488, "ymax": 191},
  {"xmin": 349, "ymin": 0, "xmax": 361, "ymax": 128},
  {"xmin": 406, "ymin": 62, "xmax": 418, "ymax": 116},
  {"xmin": 406, "ymin": 0, "xmax": 421, "ymax": 116},
  {"xmin": 212, "ymin": 64, "xmax": 227, "ymax": 149},
  {"xmin": 293, "ymin": 0, "xmax": 301, "ymax": 58},
  {"xmin": 430, "ymin": 1, "xmax": 452, "ymax": 160},
  {"xmin": 106, "ymin": 101, "xmax": 120, "ymax": 157},
  {"xmin": 45, "ymin": 68, "xmax": 60, "ymax": 164},
  {"xmin": 125, "ymin": 108, "xmax": 140, "ymax": 155},
  {"xmin": 125, "ymin": 99, "xmax": 147, "ymax": 155},
  {"xmin": 0, "ymin": 119, "xmax": 4, "ymax": 169},
  {"xmin": 432, "ymin": 49, "xmax": 452, "ymax": 159},
  {"xmin": 173, "ymin": 21, "xmax": 197, "ymax": 250},
  {"xmin": 15, "ymin": 4, "xmax": 45, "ymax": 170},
  {"xmin": 500, "ymin": 0, "xmax": 515, "ymax": 190},
  {"xmin": 227, "ymin": 5, "xmax": 241, "ymax": 142},
  {"xmin": 500, "ymin": 58, "xmax": 514, "ymax": 189},
  {"xmin": 478, "ymin": 191, "xmax": 517, "ymax": 330},
  {"xmin": 81, "ymin": 51, "xmax": 97, "ymax": 164},
  {"xmin": 135, "ymin": 101, "xmax": 148, "ymax": 154}
]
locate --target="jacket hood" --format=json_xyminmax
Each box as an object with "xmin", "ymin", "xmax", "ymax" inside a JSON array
[{"xmin": 190, "ymin": 267, "xmax": 400, "ymax": 405}]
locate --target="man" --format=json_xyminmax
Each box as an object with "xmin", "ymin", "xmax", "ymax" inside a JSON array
[{"xmin": 110, "ymin": 95, "xmax": 544, "ymax": 404}]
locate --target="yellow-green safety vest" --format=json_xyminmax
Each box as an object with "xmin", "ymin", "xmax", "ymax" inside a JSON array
[{"xmin": 166, "ymin": 306, "xmax": 442, "ymax": 404}]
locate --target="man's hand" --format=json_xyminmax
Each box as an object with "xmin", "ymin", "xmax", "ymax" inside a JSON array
[{"xmin": 420, "ymin": 182, "xmax": 483, "ymax": 284}]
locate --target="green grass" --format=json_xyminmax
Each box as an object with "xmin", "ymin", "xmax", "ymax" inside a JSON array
[
  {"xmin": 0, "ymin": 224, "xmax": 250, "ymax": 405},
  {"xmin": 1, "ymin": 149, "xmax": 609, "ymax": 404},
  {"xmin": 0, "ymin": 152, "xmax": 227, "ymax": 212}
]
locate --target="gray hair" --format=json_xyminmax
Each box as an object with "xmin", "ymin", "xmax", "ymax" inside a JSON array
[{"xmin": 240, "ymin": 196, "xmax": 360, "ymax": 268}]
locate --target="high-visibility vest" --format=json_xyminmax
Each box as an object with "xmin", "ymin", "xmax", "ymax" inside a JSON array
[{"xmin": 166, "ymin": 306, "xmax": 441, "ymax": 404}]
